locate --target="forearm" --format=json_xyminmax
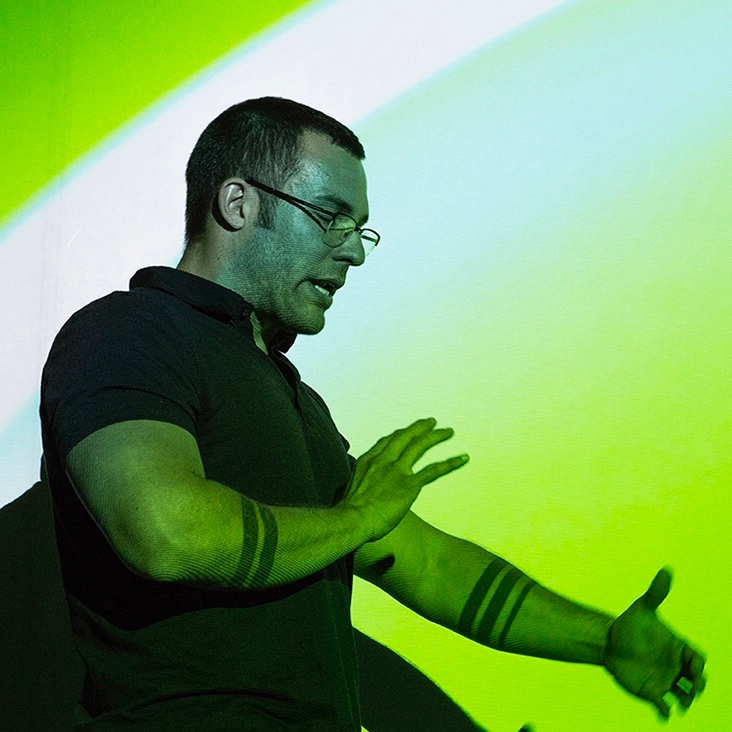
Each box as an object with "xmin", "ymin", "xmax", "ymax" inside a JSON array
[
  {"xmin": 389, "ymin": 532, "xmax": 613, "ymax": 664},
  {"xmin": 149, "ymin": 476, "xmax": 368, "ymax": 589},
  {"xmin": 484, "ymin": 579, "xmax": 614, "ymax": 664}
]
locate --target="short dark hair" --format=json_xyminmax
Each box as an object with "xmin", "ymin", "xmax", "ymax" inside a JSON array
[{"xmin": 184, "ymin": 97, "xmax": 365, "ymax": 245}]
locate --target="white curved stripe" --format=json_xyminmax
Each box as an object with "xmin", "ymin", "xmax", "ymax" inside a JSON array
[{"xmin": 0, "ymin": 0, "xmax": 567, "ymax": 433}]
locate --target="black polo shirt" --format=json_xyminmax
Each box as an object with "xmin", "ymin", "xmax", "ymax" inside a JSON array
[{"xmin": 40, "ymin": 266, "xmax": 360, "ymax": 731}]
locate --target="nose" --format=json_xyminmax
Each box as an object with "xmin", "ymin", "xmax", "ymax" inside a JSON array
[{"xmin": 333, "ymin": 230, "xmax": 366, "ymax": 267}]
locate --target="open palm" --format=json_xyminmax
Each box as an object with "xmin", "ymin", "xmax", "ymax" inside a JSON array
[{"xmin": 603, "ymin": 569, "xmax": 706, "ymax": 719}]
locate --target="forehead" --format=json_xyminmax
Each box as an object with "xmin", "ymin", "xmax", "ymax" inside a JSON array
[{"xmin": 290, "ymin": 130, "xmax": 369, "ymax": 222}]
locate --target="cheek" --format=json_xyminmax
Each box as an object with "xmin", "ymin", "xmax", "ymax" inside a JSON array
[{"xmin": 259, "ymin": 229, "xmax": 328, "ymax": 301}]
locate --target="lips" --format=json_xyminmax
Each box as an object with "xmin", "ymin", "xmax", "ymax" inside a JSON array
[
  {"xmin": 306, "ymin": 280, "xmax": 333, "ymax": 306},
  {"xmin": 312, "ymin": 282, "xmax": 331, "ymax": 298},
  {"xmin": 308, "ymin": 278, "xmax": 344, "ymax": 296}
]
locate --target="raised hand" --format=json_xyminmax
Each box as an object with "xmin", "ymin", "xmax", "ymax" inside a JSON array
[
  {"xmin": 341, "ymin": 417, "xmax": 469, "ymax": 542},
  {"xmin": 603, "ymin": 568, "xmax": 706, "ymax": 719}
]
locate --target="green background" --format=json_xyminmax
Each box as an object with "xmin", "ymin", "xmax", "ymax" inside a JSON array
[
  {"xmin": 2, "ymin": 1, "xmax": 729, "ymax": 730},
  {"xmin": 0, "ymin": 0, "xmax": 310, "ymax": 226}
]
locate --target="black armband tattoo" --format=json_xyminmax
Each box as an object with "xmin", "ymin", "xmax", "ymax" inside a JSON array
[
  {"xmin": 231, "ymin": 496, "xmax": 278, "ymax": 587},
  {"xmin": 497, "ymin": 580, "xmax": 534, "ymax": 648},
  {"xmin": 458, "ymin": 558, "xmax": 536, "ymax": 649},
  {"xmin": 458, "ymin": 558, "xmax": 507, "ymax": 636},
  {"xmin": 251, "ymin": 504, "xmax": 278, "ymax": 586}
]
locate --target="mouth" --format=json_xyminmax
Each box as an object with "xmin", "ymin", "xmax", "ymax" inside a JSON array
[
  {"xmin": 306, "ymin": 280, "xmax": 333, "ymax": 307},
  {"xmin": 308, "ymin": 278, "xmax": 343, "ymax": 298}
]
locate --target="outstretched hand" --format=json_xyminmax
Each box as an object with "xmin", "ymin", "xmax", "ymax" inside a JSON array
[{"xmin": 603, "ymin": 568, "xmax": 706, "ymax": 719}]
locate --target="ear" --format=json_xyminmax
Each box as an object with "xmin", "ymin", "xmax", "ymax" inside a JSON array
[{"xmin": 214, "ymin": 178, "xmax": 259, "ymax": 232}]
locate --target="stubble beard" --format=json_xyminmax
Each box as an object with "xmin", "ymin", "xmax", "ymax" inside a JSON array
[{"xmin": 248, "ymin": 232, "xmax": 326, "ymax": 338}]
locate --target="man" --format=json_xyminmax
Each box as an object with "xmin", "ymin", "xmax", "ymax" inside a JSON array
[{"xmin": 41, "ymin": 97, "xmax": 706, "ymax": 731}]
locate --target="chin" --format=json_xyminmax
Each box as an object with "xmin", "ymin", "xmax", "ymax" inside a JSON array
[
  {"xmin": 297, "ymin": 320, "xmax": 325, "ymax": 336},
  {"xmin": 286, "ymin": 314, "xmax": 326, "ymax": 336}
]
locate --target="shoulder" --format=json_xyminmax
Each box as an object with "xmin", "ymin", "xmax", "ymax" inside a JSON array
[
  {"xmin": 61, "ymin": 286, "xmax": 173, "ymax": 332},
  {"xmin": 42, "ymin": 289, "xmax": 203, "ymax": 458},
  {"xmin": 43, "ymin": 286, "xmax": 201, "ymax": 398},
  {"xmin": 51, "ymin": 287, "xmax": 193, "ymax": 360}
]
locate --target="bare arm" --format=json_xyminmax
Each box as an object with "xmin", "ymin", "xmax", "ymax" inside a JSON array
[
  {"xmin": 355, "ymin": 513, "xmax": 610, "ymax": 661},
  {"xmin": 355, "ymin": 514, "xmax": 706, "ymax": 718},
  {"xmin": 65, "ymin": 417, "xmax": 467, "ymax": 589}
]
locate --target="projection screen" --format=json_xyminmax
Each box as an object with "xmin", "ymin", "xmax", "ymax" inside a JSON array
[{"xmin": 1, "ymin": 1, "xmax": 729, "ymax": 729}]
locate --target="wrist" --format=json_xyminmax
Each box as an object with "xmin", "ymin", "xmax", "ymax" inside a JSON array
[
  {"xmin": 600, "ymin": 615, "xmax": 617, "ymax": 668},
  {"xmin": 332, "ymin": 500, "xmax": 373, "ymax": 550}
]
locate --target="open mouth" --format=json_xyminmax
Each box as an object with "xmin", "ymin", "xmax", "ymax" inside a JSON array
[{"xmin": 309, "ymin": 279, "xmax": 337, "ymax": 297}]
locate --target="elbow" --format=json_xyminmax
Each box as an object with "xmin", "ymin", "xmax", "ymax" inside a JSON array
[
  {"xmin": 112, "ymin": 535, "xmax": 184, "ymax": 583},
  {"xmin": 106, "ymin": 510, "xmax": 190, "ymax": 584}
]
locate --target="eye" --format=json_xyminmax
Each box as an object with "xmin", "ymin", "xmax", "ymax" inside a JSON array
[
  {"xmin": 313, "ymin": 211, "xmax": 338, "ymax": 228},
  {"xmin": 329, "ymin": 213, "xmax": 357, "ymax": 233}
]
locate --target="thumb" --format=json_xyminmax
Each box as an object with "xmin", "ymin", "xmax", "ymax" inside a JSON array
[{"xmin": 640, "ymin": 567, "xmax": 672, "ymax": 612}]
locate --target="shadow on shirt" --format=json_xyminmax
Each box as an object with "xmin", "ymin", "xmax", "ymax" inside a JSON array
[{"xmin": 0, "ymin": 482, "xmax": 487, "ymax": 731}]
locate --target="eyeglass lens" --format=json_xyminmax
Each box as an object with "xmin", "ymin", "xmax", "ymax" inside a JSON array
[{"xmin": 325, "ymin": 214, "xmax": 378, "ymax": 255}]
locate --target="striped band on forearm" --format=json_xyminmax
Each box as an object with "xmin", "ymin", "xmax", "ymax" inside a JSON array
[
  {"xmin": 231, "ymin": 495, "xmax": 260, "ymax": 586},
  {"xmin": 231, "ymin": 496, "xmax": 278, "ymax": 588},
  {"xmin": 497, "ymin": 579, "xmax": 535, "ymax": 648},
  {"xmin": 459, "ymin": 559, "xmax": 537, "ymax": 649},
  {"xmin": 250, "ymin": 504, "xmax": 278, "ymax": 586},
  {"xmin": 458, "ymin": 558, "xmax": 507, "ymax": 636}
]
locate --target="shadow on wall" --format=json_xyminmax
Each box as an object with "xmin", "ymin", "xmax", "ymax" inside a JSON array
[{"xmin": 0, "ymin": 482, "xmax": 498, "ymax": 731}]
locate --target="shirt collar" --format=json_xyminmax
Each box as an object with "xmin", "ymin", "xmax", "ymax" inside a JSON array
[{"xmin": 129, "ymin": 266, "xmax": 297, "ymax": 354}]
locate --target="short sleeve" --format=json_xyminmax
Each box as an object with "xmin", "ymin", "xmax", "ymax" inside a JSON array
[{"xmin": 41, "ymin": 291, "xmax": 200, "ymax": 460}]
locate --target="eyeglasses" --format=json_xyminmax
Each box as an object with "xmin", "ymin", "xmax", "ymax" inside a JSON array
[{"xmin": 246, "ymin": 178, "xmax": 380, "ymax": 257}]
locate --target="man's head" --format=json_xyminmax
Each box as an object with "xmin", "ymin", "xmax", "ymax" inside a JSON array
[
  {"xmin": 179, "ymin": 97, "xmax": 372, "ymax": 346},
  {"xmin": 185, "ymin": 97, "xmax": 365, "ymax": 245}
]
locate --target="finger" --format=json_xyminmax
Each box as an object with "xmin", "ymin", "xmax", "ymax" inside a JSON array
[
  {"xmin": 377, "ymin": 418, "xmax": 437, "ymax": 461},
  {"xmin": 656, "ymin": 694, "xmax": 672, "ymax": 720},
  {"xmin": 358, "ymin": 419, "xmax": 433, "ymax": 462},
  {"xmin": 351, "ymin": 434, "xmax": 393, "ymax": 483},
  {"xmin": 671, "ymin": 669, "xmax": 697, "ymax": 709},
  {"xmin": 414, "ymin": 453, "xmax": 469, "ymax": 486},
  {"xmin": 360, "ymin": 433, "xmax": 394, "ymax": 459},
  {"xmin": 679, "ymin": 649, "xmax": 707, "ymax": 694},
  {"xmin": 674, "ymin": 682, "xmax": 695, "ymax": 709},
  {"xmin": 691, "ymin": 652, "xmax": 707, "ymax": 692},
  {"xmin": 641, "ymin": 567, "xmax": 672, "ymax": 612},
  {"xmin": 400, "ymin": 426, "xmax": 456, "ymax": 468}
]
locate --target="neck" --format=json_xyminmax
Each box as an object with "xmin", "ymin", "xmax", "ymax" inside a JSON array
[
  {"xmin": 250, "ymin": 313, "xmax": 273, "ymax": 355},
  {"xmin": 177, "ymin": 241, "xmax": 221, "ymax": 284},
  {"xmin": 177, "ymin": 244, "xmax": 275, "ymax": 356}
]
